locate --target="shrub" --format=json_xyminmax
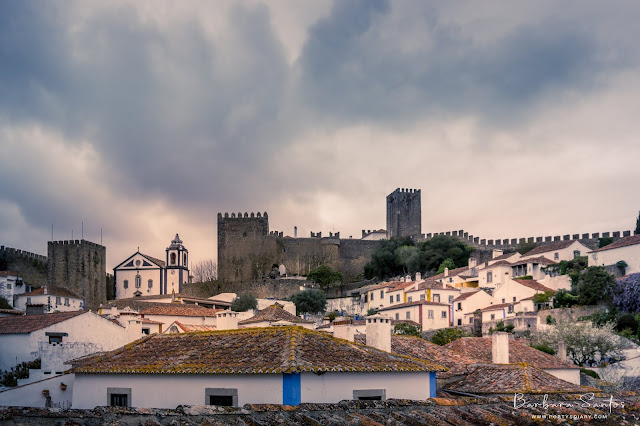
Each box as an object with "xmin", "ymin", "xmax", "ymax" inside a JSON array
[
  {"xmin": 230, "ymin": 294, "xmax": 257, "ymax": 312},
  {"xmin": 489, "ymin": 321, "xmax": 515, "ymax": 334},
  {"xmin": 306, "ymin": 264, "xmax": 343, "ymax": 289},
  {"xmin": 289, "ymin": 289, "xmax": 326, "ymax": 314},
  {"xmin": 581, "ymin": 368, "xmax": 600, "ymax": 379},
  {"xmin": 615, "ymin": 313, "xmax": 638, "ymax": 334},
  {"xmin": 553, "ymin": 289, "xmax": 578, "ymax": 308},
  {"xmin": 367, "ymin": 308, "xmax": 378, "ymax": 316},
  {"xmin": 393, "ymin": 322, "xmax": 421, "ymax": 337},
  {"xmin": 531, "ymin": 344, "xmax": 555, "ymax": 355},
  {"xmin": 546, "ymin": 315, "xmax": 556, "ymax": 325},
  {"xmin": 431, "ymin": 327, "xmax": 468, "ymax": 346}
]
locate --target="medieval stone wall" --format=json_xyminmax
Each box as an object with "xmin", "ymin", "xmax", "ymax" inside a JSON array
[
  {"xmin": 0, "ymin": 246, "xmax": 48, "ymax": 286},
  {"xmin": 47, "ymin": 240, "xmax": 107, "ymax": 310}
]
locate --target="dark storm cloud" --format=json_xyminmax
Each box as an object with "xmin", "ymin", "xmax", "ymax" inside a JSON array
[
  {"xmin": 295, "ymin": 1, "xmax": 628, "ymax": 127},
  {"xmin": 0, "ymin": 2, "xmax": 292, "ymax": 211}
]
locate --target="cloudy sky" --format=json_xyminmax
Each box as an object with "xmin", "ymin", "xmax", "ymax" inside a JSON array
[{"xmin": 2, "ymin": 0, "xmax": 639, "ymax": 271}]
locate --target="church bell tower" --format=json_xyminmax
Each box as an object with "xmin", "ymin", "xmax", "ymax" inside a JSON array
[{"xmin": 164, "ymin": 234, "xmax": 189, "ymax": 294}]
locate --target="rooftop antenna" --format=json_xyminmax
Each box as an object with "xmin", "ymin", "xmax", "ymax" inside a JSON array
[
  {"xmin": 82, "ymin": 221, "xmax": 84, "ymax": 240},
  {"xmin": 72, "ymin": 229, "xmax": 74, "ymax": 240},
  {"xmin": 101, "ymin": 228, "xmax": 103, "ymax": 245},
  {"xmin": 51, "ymin": 224, "xmax": 53, "ymax": 241}
]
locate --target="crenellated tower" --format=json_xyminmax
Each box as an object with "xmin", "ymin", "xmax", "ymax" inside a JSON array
[{"xmin": 386, "ymin": 188, "xmax": 422, "ymax": 239}]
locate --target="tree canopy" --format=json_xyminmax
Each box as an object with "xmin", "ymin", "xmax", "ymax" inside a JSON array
[
  {"xmin": 230, "ymin": 293, "xmax": 257, "ymax": 312},
  {"xmin": 364, "ymin": 235, "xmax": 473, "ymax": 279},
  {"xmin": 306, "ymin": 264, "xmax": 343, "ymax": 289},
  {"xmin": 290, "ymin": 289, "xmax": 326, "ymax": 314},
  {"xmin": 575, "ymin": 266, "xmax": 616, "ymax": 306},
  {"xmin": 612, "ymin": 273, "xmax": 640, "ymax": 313}
]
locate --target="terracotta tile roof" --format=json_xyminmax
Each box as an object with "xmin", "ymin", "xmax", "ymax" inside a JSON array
[
  {"xmin": 388, "ymin": 281, "xmax": 415, "ymax": 292},
  {"xmin": 0, "ymin": 311, "xmax": 86, "ymax": 334},
  {"xmin": 367, "ymin": 282, "xmax": 396, "ymax": 291},
  {"xmin": 477, "ymin": 303, "xmax": 513, "ymax": 312},
  {"xmin": 72, "ymin": 326, "xmax": 445, "ymax": 374},
  {"xmin": 444, "ymin": 337, "xmax": 578, "ymax": 369},
  {"xmin": 491, "ymin": 252, "xmax": 519, "ymax": 261},
  {"xmin": 413, "ymin": 281, "xmax": 459, "ymax": 291},
  {"xmin": 391, "ymin": 336, "xmax": 482, "ymax": 376},
  {"xmin": 168, "ymin": 321, "xmax": 216, "ymax": 332},
  {"xmin": 513, "ymin": 279, "xmax": 554, "ymax": 292},
  {"xmin": 0, "ymin": 271, "xmax": 22, "ymax": 277},
  {"xmin": 20, "ymin": 286, "xmax": 82, "ymax": 299},
  {"xmin": 521, "ymin": 240, "xmax": 576, "ymax": 256},
  {"xmin": 453, "ymin": 291, "xmax": 486, "ymax": 302},
  {"xmin": 377, "ymin": 300, "xmax": 450, "ymax": 312},
  {"xmin": 140, "ymin": 305, "xmax": 223, "ymax": 318},
  {"xmin": 509, "ymin": 256, "xmax": 557, "ymax": 267},
  {"xmin": 445, "ymin": 363, "xmax": 596, "ymax": 394},
  {"xmin": 427, "ymin": 266, "xmax": 470, "ymax": 282},
  {"xmin": 589, "ymin": 234, "xmax": 640, "ymax": 252},
  {"xmin": 0, "ymin": 308, "xmax": 24, "ymax": 316},
  {"xmin": 487, "ymin": 260, "xmax": 512, "ymax": 267},
  {"xmin": 140, "ymin": 318, "xmax": 164, "ymax": 325},
  {"xmin": 139, "ymin": 253, "xmax": 166, "ymax": 268},
  {"xmin": 238, "ymin": 304, "xmax": 314, "ymax": 325}
]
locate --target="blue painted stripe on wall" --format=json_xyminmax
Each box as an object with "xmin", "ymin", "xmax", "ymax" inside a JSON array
[
  {"xmin": 282, "ymin": 373, "xmax": 301, "ymax": 405},
  {"xmin": 430, "ymin": 372, "xmax": 437, "ymax": 398}
]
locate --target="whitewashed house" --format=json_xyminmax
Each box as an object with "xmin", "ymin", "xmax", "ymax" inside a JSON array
[
  {"xmin": 14, "ymin": 286, "xmax": 84, "ymax": 313},
  {"xmin": 492, "ymin": 279, "xmax": 555, "ymax": 306},
  {"xmin": 71, "ymin": 326, "xmax": 442, "ymax": 408},
  {"xmin": 377, "ymin": 301, "xmax": 450, "ymax": 330},
  {"xmin": 520, "ymin": 240, "xmax": 590, "ymax": 262},
  {"xmin": 113, "ymin": 234, "xmax": 190, "ymax": 300},
  {"xmin": 0, "ymin": 311, "xmax": 138, "ymax": 374},
  {"xmin": 139, "ymin": 304, "xmax": 222, "ymax": 333},
  {"xmin": 451, "ymin": 290, "xmax": 494, "ymax": 326},
  {"xmin": 0, "ymin": 271, "xmax": 31, "ymax": 308},
  {"xmin": 405, "ymin": 281, "xmax": 460, "ymax": 307},
  {"xmin": 588, "ymin": 234, "xmax": 640, "ymax": 275},
  {"xmin": 477, "ymin": 260, "xmax": 513, "ymax": 288}
]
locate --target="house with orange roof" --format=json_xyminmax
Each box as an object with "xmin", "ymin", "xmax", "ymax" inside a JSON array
[
  {"xmin": 588, "ymin": 234, "xmax": 640, "ymax": 275},
  {"xmin": 139, "ymin": 304, "xmax": 223, "ymax": 332},
  {"xmin": 70, "ymin": 326, "xmax": 444, "ymax": 408},
  {"xmin": 492, "ymin": 278, "xmax": 555, "ymax": 308},
  {"xmin": 520, "ymin": 240, "xmax": 591, "ymax": 262},
  {"xmin": 451, "ymin": 290, "xmax": 493, "ymax": 327},
  {"xmin": 377, "ymin": 300, "xmax": 450, "ymax": 330},
  {"xmin": 238, "ymin": 304, "xmax": 314, "ymax": 329},
  {"xmin": 14, "ymin": 286, "xmax": 84, "ymax": 313},
  {"xmin": 405, "ymin": 280, "xmax": 460, "ymax": 308}
]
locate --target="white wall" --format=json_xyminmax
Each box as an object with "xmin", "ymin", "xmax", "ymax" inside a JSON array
[
  {"xmin": 142, "ymin": 314, "xmax": 217, "ymax": 332},
  {"xmin": 116, "ymin": 266, "xmax": 162, "ymax": 300},
  {"xmin": 0, "ymin": 373, "xmax": 74, "ymax": 408},
  {"xmin": 301, "ymin": 372, "xmax": 431, "ymax": 402},
  {"xmin": 0, "ymin": 334, "xmax": 32, "ymax": 372},
  {"xmin": 451, "ymin": 291, "xmax": 493, "ymax": 327},
  {"xmin": 15, "ymin": 293, "xmax": 83, "ymax": 312},
  {"xmin": 326, "ymin": 297, "xmax": 364, "ymax": 317},
  {"xmin": 493, "ymin": 280, "xmax": 537, "ymax": 305},
  {"xmin": 380, "ymin": 304, "xmax": 449, "ymax": 330},
  {"xmin": 544, "ymin": 368, "xmax": 580, "ymax": 385},
  {"xmin": 589, "ymin": 244, "xmax": 640, "ymax": 275},
  {"xmin": 72, "ymin": 374, "xmax": 283, "ymax": 408}
]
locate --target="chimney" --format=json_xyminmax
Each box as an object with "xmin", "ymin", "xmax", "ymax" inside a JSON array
[
  {"xmin": 473, "ymin": 310, "xmax": 483, "ymax": 337},
  {"xmin": 492, "ymin": 332, "xmax": 509, "ymax": 364},
  {"xmin": 366, "ymin": 314, "xmax": 391, "ymax": 352},
  {"xmin": 415, "ymin": 272, "xmax": 422, "ymax": 282},
  {"xmin": 294, "ymin": 226, "xmax": 297, "ymax": 238},
  {"xmin": 405, "ymin": 274, "xmax": 411, "ymax": 282},
  {"xmin": 469, "ymin": 258, "xmax": 477, "ymax": 269},
  {"xmin": 333, "ymin": 320, "xmax": 355, "ymax": 342},
  {"xmin": 492, "ymin": 249, "xmax": 504, "ymax": 259},
  {"xmin": 43, "ymin": 286, "xmax": 48, "ymax": 295},
  {"xmin": 444, "ymin": 268, "xmax": 449, "ymax": 277},
  {"xmin": 216, "ymin": 311, "xmax": 239, "ymax": 330},
  {"xmin": 557, "ymin": 340, "xmax": 567, "ymax": 362}
]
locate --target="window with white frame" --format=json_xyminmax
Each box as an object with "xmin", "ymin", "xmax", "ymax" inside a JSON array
[
  {"xmin": 56, "ymin": 296, "xmax": 61, "ymax": 305},
  {"xmin": 449, "ymin": 295, "xmax": 454, "ymax": 303},
  {"xmin": 441, "ymin": 311, "xmax": 447, "ymax": 318},
  {"xmin": 433, "ymin": 294, "xmax": 440, "ymax": 303},
  {"xmin": 407, "ymin": 296, "xmax": 412, "ymax": 302},
  {"xmin": 205, "ymin": 388, "xmax": 238, "ymax": 407},
  {"xmin": 389, "ymin": 296, "xmax": 393, "ymax": 304},
  {"xmin": 395, "ymin": 313, "xmax": 399, "ymax": 320},
  {"xmin": 428, "ymin": 310, "xmax": 434, "ymax": 319},
  {"xmin": 380, "ymin": 290, "xmax": 384, "ymax": 298},
  {"xmin": 135, "ymin": 274, "xmax": 141, "ymax": 288},
  {"xmin": 406, "ymin": 311, "xmax": 410, "ymax": 319},
  {"xmin": 396, "ymin": 294, "xmax": 400, "ymax": 302},
  {"xmin": 487, "ymin": 271, "xmax": 493, "ymax": 283},
  {"xmin": 64, "ymin": 297, "xmax": 69, "ymax": 306},
  {"xmin": 420, "ymin": 294, "xmax": 425, "ymax": 301}
]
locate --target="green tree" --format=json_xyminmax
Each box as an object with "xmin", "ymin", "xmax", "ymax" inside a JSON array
[
  {"xmin": 306, "ymin": 264, "xmax": 343, "ymax": 289},
  {"xmin": 0, "ymin": 297, "xmax": 12, "ymax": 310},
  {"xmin": 517, "ymin": 241, "xmax": 538, "ymax": 255},
  {"xmin": 230, "ymin": 293, "xmax": 257, "ymax": 312},
  {"xmin": 436, "ymin": 258, "xmax": 456, "ymax": 274},
  {"xmin": 575, "ymin": 266, "xmax": 616, "ymax": 305},
  {"xmin": 290, "ymin": 289, "xmax": 326, "ymax": 314},
  {"xmin": 393, "ymin": 322, "xmax": 421, "ymax": 337},
  {"xmin": 394, "ymin": 245, "xmax": 420, "ymax": 275},
  {"xmin": 431, "ymin": 327, "xmax": 468, "ymax": 345},
  {"xmin": 417, "ymin": 235, "xmax": 474, "ymax": 275},
  {"xmin": 366, "ymin": 308, "xmax": 378, "ymax": 316},
  {"xmin": 364, "ymin": 237, "xmax": 415, "ymax": 279},
  {"xmin": 533, "ymin": 291, "xmax": 555, "ymax": 304}
]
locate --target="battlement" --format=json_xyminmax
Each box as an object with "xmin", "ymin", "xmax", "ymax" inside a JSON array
[
  {"xmin": 47, "ymin": 239, "xmax": 105, "ymax": 249},
  {"xmin": 0, "ymin": 246, "xmax": 48, "ymax": 263},
  {"xmin": 309, "ymin": 231, "xmax": 341, "ymax": 239},
  {"xmin": 423, "ymin": 229, "xmax": 632, "ymax": 249},
  {"xmin": 218, "ymin": 212, "xmax": 268, "ymax": 219},
  {"xmin": 391, "ymin": 188, "xmax": 421, "ymax": 194}
]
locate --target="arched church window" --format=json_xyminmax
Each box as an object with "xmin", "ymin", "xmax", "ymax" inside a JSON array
[
  {"xmin": 170, "ymin": 253, "xmax": 176, "ymax": 265},
  {"xmin": 183, "ymin": 253, "xmax": 187, "ymax": 266},
  {"xmin": 135, "ymin": 274, "xmax": 141, "ymax": 288},
  {"xmin": 123, "ymin": 280, "xmax": 128, "ymax": 289},
  {"xmin": 148, "ymin": 279, "xmax": 153, "ymax": 288}
]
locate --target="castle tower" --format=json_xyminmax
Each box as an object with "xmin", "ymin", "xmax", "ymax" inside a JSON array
[
  {"xmin": 386, "ymin": 188, "xmax": 422, "ymax": 239},
  {"xmin": 217, "ymin": 212, "xmax": 270, "ymax": 282},
  {"xmin": 164, "ymin": 234, "xmax": 189, "ymax": 295},
  {"xmin": 47, "ymin": 239, "xmax": 107, "ymax": 311}
]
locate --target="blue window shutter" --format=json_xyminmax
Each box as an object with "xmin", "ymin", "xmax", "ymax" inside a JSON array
[{"xmin": 282, "ymin": 373, "xmax": 301, "ymax": 405}]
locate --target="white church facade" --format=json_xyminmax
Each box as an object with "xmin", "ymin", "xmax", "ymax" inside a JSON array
[{"xmin": 114, "ymin": 234, "xmax": 190, "ymax": 300}]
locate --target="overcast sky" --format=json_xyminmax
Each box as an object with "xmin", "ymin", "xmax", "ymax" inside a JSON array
[{"xmin": 1, "ymin": 0, "xmax": 639, "ymax": 271}]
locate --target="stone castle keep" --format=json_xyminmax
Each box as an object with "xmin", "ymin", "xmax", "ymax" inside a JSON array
[
  {"xmin": 218, "ymin": 188, "xmax": 634, "ymax": 283},
  {"xmin": 1, "ymin": 240, "xmax": 107, "ymax": 310}
]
